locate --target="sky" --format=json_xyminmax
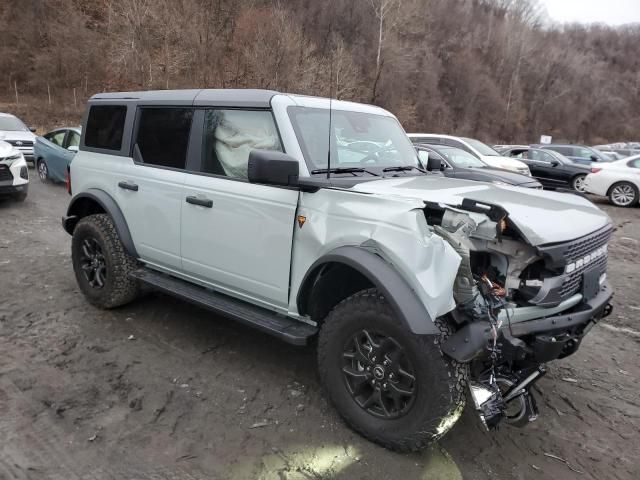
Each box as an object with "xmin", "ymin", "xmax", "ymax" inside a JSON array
[{"xmin": 539, "ymin": 0, "xmax": 640, "ymax": 25}]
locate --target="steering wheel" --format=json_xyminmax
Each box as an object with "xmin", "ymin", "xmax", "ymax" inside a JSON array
[{"xmin": 359, "ymin": 146, "xmax": 397, "ymax": 164}]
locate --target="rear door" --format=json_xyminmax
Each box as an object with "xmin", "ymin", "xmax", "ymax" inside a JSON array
[
  {"xmin": 115, "ymin": 107, "xmax": 194, "ymax": 271},
  {"xmin": 529, "ymin": 149, "xmax": 566, "ymax": 188},
  {"xmin": 180, "ymin": 108, "xmax": 299, "ymax": 309}
]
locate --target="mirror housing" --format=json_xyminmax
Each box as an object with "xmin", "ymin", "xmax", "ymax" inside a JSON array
[
  {"xmin": 590, "ymin": 155, "xmax": 599, "ymax": 162},
  {"xmin": 550, "ymin": 160, "xmax": 559, "ymax": 167},
  {"xmin": 426, "ymin": 156, "xmax": 444, "ymax": 172},
  {"xmin": 68, "ymin": 145, "xmax": 79, "ymax": 152},
  {"xmin": 248, "ymin": 150, "xmax": 299, "ymax": 187},
  {"xmin": 29, "ymin": 127, "xmax": 37, "ymax": 133}
]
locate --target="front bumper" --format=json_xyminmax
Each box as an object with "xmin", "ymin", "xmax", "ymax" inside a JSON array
[
  {"xmin": 0, "ymin": 182, "xmax": 28, "ymax": 196},
  {"xmin": 442, "ymin": 281, "xmax": 613, "ymax": 363}
]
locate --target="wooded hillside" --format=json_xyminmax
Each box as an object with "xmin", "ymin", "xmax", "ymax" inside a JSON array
[{"xmin": 1, "ymin": 0, "xmax": 639, "ymax": 143}]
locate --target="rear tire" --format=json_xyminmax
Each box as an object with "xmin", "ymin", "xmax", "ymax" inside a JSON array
[
  {"xmin": 317, "ymin": 288, "xmax": 466, "ymax": 452},
  {"xmin": 608, "ymin": 181, "xmax": 638, "ymax": 207},
  {"xmin": 571, "ymin": 174, "xmax": 587, "ymax": 192},
  {"xmin": 71, "ymin": 214, "xmax": 140, "ymax": 309},
  {"xmin": 37, "ymin": 159, "xmax": 49, "ymax": 183}
]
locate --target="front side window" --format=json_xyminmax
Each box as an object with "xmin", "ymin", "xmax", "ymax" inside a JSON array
[
  {"xmin": 47, "ymin": 131, "xmax": 66, "ymax": 147},
  {"xmin": 135, "ymin": 107, "xmax": 193, "ymax": 169},
  {"xmin": 288, "ymin": 107, "xmax": 419, "ymax": 174},
  {"xmin": 85, "ymin": 105, "xmax": 127, "ymax": 150},
  {"xmin": 67, "ymin": 130, "xmax": 80, "ymax": 148},
  {"xmin": 202, "ymin": 110, "xmax": 282, "ymax": 179}
]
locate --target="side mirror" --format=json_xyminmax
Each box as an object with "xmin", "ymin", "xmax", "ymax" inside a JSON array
[
  {"xmin": 68, "ymin": 145, "xmax": 79, "ymax": 152},
  {"xmin": 427, "ymin": 156, "xmax": 443, "ymax": 172},
  {"xmin": 248, "ymin": 150, "xmax": 299, "ymax": 187},
  {"xmin": 590, "ymin": 155, "xmax": 599, "ymax": 162},
  {"xmin": 551, "ymin": 160, "xmax": 559, "ymax": 167},
  {"xmin": 29, "ymin": 127, "xmax": 37, "ymax": 133}
]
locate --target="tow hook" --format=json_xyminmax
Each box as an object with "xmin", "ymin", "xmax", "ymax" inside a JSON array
[
  {"xmin": 469, "ymin": 366, "xmax": 546, "ymax": 430},
  {"xmin": 602, "ymin": 303, "xmax": 613, "ymax": 318}
]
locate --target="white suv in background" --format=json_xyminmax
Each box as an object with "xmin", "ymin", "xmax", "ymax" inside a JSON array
[
  {"xmin": 408, "ymin": 133, "xmax": 531, "ymax": 175},
  {"xmin": 0, "ymin": 140, "xmax": 29, "ymax": 201},
  {"xmin": 0, "ymin": 112, "xmax": 37, "ymax": 164}
]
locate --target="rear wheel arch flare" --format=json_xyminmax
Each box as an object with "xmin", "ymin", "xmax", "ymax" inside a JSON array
[
  {"xmin": 64, "ymin": 189, "xmax": 138, "ymax": 257},
  {"xmin": 297, "ymin": 246, "xmax": 440, "ymax": 335}
]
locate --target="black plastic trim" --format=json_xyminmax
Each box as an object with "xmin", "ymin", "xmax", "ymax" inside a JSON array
[
  {"xmin": 63, "ymin": 189, "xmax": 138, "ymax": 257},
  {"xmin": 297, "ymin": 246, "xmax": 439, "ymax": 335}
]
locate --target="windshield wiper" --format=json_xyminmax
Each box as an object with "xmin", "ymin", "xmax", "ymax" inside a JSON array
[
  {"xmin": 383, "ymin": 165, "xmax": 427, "ymax": 174},
  {"xmin": 311, "ymin": 167, "xmax": 379, "ymax": 177}
]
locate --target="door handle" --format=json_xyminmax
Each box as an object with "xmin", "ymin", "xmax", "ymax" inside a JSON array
[
  {"xmin": 186, "ymin": 195, "xmax": 213, "ymax": 208},
  {"xmin": 118, "ymin": 181, "xmax": 139, "ymax": 192}
]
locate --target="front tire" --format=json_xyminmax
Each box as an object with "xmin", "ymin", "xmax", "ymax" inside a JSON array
[
  {"xmin": 71, "ymin": 214, "xmax": 140, "ymax": 309},
  {"xmin": 571, "ymin": 174, "xmax": 587, "ymax": 192},
  {"xmin": 608, "ymin": 181, "xmax": 638, "ymax": 207},
  {"xmin": 317, "ymin": 288, "xmax": 466, "ymax": 452}
]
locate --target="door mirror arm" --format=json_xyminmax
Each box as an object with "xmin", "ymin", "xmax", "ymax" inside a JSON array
[{"xmin": 248, "ymin": 150, "xmax": 301, "ymax": 188}]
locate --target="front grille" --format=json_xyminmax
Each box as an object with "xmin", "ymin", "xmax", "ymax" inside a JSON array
[
  {"xmin": 560, "ymin": 255, "xmax": 607, "ymax": 298},
  {"xmin": 562, "ymin": 227, "xmax": 612, "ymax": 262},
  {"xmin": 6, "ymin": 140, "xmax": 33, "ymax": 147},
  {"xmin": 0, "ymin": 165, "xmax": 13, "ymax": 181},
  {"xmin": 558, "ymin": 227, "xmax": 612, "ymax": 298}
]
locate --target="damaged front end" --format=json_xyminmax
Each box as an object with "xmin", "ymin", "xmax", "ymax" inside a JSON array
[{"xmin": 425, "ymin": 199, "xmax": 614, "ymax": 431}]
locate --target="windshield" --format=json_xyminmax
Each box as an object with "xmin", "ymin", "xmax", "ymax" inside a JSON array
[
  {"xmin": 437, "ymin": 146, "xmax": 487, "ymax": 168},
  {"xmin": 460, "ymin": 137, "xmax": 500, "ymax": 157},
  {"xmin": 288, "ymin": 107, "xmax": 420, "ymax": 174},
  {"xmin": 0, "ymin": 116, "xmax": 27, "ymax": 131}
]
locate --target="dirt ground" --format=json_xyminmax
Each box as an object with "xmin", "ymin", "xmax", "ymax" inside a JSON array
[{"xmin": 1, "ymin": 175, "xmax": 639, "ymax": 480}]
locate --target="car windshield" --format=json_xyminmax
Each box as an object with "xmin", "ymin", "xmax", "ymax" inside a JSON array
[
  {"xmin": 288, "ymin": 107, "xmax": 421, "ymax": 175},
  {"xmin": 0, "ymin": 116, "xmax": 28, "ymax": 131},
  {"xmin": 460, "ymin": 137, "xmax": 500, "ymax": 157},
  {"xmin": 437, "ymin": 146, "xmax": 487, "ymax": 168}
]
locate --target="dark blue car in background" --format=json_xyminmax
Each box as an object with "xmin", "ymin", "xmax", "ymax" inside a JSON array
[{"xmin": 34, "ymin": 127, "xmax": 81, "ymax": 183}]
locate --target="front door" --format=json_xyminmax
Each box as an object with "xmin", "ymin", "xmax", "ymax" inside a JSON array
[{"xmin": 181, "ymin": 109, "xmax": 299, "ymax": 309}]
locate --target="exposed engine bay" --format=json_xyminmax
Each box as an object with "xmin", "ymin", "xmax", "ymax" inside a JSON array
[{"xmin": 424, "ymin": 198, "xmax": 613, "ymax": 431}]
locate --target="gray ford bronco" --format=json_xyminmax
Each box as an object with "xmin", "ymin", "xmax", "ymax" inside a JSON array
[{"xmin": 62, "ymin": 89, "xmax": 613, "ymax": 451}]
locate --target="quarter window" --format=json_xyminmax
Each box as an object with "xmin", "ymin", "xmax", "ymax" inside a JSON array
[
  {"xmin": 85, "ymin": 105, "xmax": 127, "ymax": 150},
  {"xmin": 201, "ymin": 110, "xmax": 282, "ymax": 179},
  {"xmin": 135, "ymin": 108, "xmax": 193, "ymax": 169}
]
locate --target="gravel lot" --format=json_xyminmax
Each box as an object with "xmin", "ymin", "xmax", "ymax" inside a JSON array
[{"xmin": 1, "ymin": 176, "xmax": 639, "ymax": 480}]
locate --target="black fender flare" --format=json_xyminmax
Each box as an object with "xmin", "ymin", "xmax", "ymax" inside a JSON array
[
  {"xmin": 62, "ymin": 189, "xmax": 138, "ymax": 258},
  {"xmin": 297, "ymin": 246, "xmax": 440, "ymax": 335}
]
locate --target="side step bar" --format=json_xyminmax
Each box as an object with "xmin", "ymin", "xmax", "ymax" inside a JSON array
[{"xmin": 130, "ymin": 269, "xmax": 317, "ymax": 346}]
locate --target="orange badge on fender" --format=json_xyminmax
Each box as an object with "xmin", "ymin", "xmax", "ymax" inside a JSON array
[{"xmin": 297, "ymin": 215, "xmax": 307, "ymax": 228}]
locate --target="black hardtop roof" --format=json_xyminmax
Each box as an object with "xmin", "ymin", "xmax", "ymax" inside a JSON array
[{"xmin": 89, "ymin": 89, "xmax": 280, "ymax": 108}]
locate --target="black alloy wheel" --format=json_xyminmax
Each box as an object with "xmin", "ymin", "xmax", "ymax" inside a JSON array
[
  {"xmin": 342, "ymin": 330, "xmax": 416, "ymax": 419},
  {"xmin": 79, "ymin": 237, "xmax": 107, "ymax": 288}
]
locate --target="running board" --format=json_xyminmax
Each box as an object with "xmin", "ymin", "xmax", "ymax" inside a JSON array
[{"xmin": 130, "ymin": 269, "xmax": 317, "ymax": 346}]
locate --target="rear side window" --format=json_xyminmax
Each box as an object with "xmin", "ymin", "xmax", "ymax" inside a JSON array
[
  {"xmin": 135, "ymin": 108, "xmax": 193, "ymax": 170},
  {"xmin": 85, "ymin": 105, "xmax": 127, "ymax": 150}
]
